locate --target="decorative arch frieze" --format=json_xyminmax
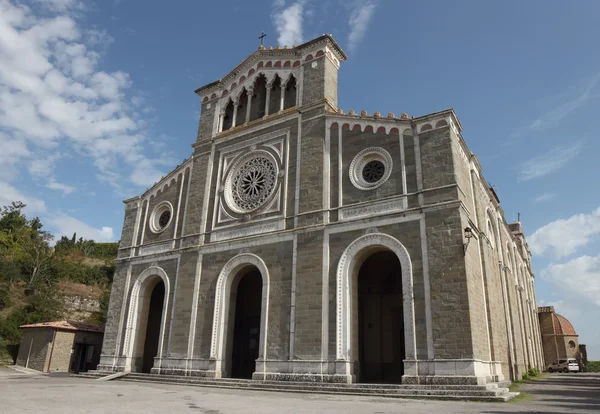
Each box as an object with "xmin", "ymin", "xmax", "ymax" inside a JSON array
[
  {"xmin": 122, "ymin": 266, "xmax": 171, "ymax": 367},
  {"xmin": 335, "ymin": 233, "xmax": 416, "ymax": 361},
  {"xmin": 326, "ymin": 117, "xmax": 412, "ymax": 136},
  {"xmin": 210, "ymin": 254, "xmax": 270, "ymax": 364}
]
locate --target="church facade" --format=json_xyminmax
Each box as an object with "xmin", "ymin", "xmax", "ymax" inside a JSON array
[{"xmin": 98, "ymin": 35, "xmax": 544, "ymax": 385}]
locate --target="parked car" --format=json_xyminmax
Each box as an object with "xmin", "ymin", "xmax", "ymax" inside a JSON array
[{"xmin": 547, "ymin": 358, "xmax": 579, "ymax": 373}]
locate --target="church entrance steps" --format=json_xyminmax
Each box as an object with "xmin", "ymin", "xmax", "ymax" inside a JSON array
[{"xmin": 73, "ymin": 371, "xmax": 519, "ymax": 402}]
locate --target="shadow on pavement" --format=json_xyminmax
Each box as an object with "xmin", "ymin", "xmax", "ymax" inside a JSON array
[{"xmin": 482, "ymin": 373, "xmax": 600, "ymax": 413}]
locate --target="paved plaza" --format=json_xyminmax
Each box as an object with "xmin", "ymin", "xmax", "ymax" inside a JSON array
[{"xmin": 1, "ymin": 367, "xmax": 599, "ymax": 413}]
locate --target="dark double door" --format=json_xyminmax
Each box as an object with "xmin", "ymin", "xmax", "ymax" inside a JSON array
[
  {"xmin": 358, "ymin": 251, "xmax": 405, "ymax": 384},
  {"xmin": 231, "ymin": 270, "xmax": 262, "ymax": 379}
]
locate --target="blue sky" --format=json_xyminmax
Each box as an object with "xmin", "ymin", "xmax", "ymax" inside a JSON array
[{"xmin": 1, "ymin": 0, "xmax": 599, "ymax": 359}]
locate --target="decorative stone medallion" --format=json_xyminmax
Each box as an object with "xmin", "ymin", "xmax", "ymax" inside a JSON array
[
  {"xmin": 349, "ymin": 147, "xmax": 393, "ymax": 190},
  {"xmin": 149, "ymin": 201, "xmax": 173, "ymax": 234},
  {"xmin": 225, "ymin": 150, "xmax": 279, "ymax": 214}
]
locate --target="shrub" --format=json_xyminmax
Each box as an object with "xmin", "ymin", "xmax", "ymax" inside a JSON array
[
  {"xmin": 527, "ymin": 367, "xmax": 540, "ymax": 377},
  {"xmin": 587, "ymin": 361, "xmax": 600, "ymax": 372},
  {"xmin": 0, "ymin": 285, "xmax": 10, "ymax": 310}
]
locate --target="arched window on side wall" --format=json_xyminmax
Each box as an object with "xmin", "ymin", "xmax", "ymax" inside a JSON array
[
  {"xmin": 222, "ymin": 99, "xmax": 234, "ymax": 131},
  {"xmin": 249, "ymin": 74, "xmax": 267, "ymax": 122},
  {"xmin": 235, "ymin": 89, "xmax": 248, "ymax": 126},
  {"xmin": 269, "ymin": 76, "xmax": 282, "ymax": 115},
  {"xmin": 284, "ymin": 75, "xmax": 297, "ymax": 109}
]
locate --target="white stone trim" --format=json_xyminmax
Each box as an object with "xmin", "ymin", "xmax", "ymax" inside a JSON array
[
  {"xmin": 200, "ymin": 144, "xmax": 216, "ymax": 244},
  {"xmin": 210, "ymin": 253, "xmax": 270, "ymax": 376},
  {"xmin": 289, "ymin": 235, "xmax": 298, "ymax": 360},
  {"xmin": 187, "ymin": 254, "xmax": 202, "ymax": 363},
  {"xmin": 335, "ymin": 233, "xmax": 416, "ymax": 362},
  {"xmin": 339, "ymin": 196, "xmax": 406, "ymax": 221},
  {"xmin": 323, "ymin": 121, "xmax": 331, "ymax": 223},
  {"xmin": 114, "ymin": 264, "xmax": 132, "ymax": 364},
  {"xmin": 179, "ymin": 161, "xmax": 194, "ymax": 248},
  {"xmin": 321, "ymin": 232, "xmax": 329, "ymax": 360},
  {"xmin": 399, "ymin": 129, "xmax": 407, "ymax": 195},
  {"xmin": 210, "ymin": 219, "xmax": 285, "ymax": 242},
  {"xmin": 337, "ymin": 127, "xmax": 343, "ymax": 208},
  {"xmin": 122, "ymin": 266, "xmax": 171, "ymax": 372},
  {"xmin": 419, "ymin": 217, "xmax": 434, "ymax": 359},
  {"xmin": 293, "ymin": 114, "xmax": 302, "ymax": 227}
]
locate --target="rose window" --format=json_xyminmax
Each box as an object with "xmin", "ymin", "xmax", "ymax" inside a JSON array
[
  {"xmin": 225, "ymin": 151, "xmax": 278, "ymax": 214},
  {"xmin": 158, "ymin": 210, "xmax": 171, "ymax": 228},
  {"xmin": 349, "ymin": 147, "xmax": 393, "ymax": 190},
  {"xmin": 362, "ymin": 160, "xmax": 385, "ymax": 183},
  {"xmin": 149, "ymin": 201, "xmax": 173, "ymax": 234}
]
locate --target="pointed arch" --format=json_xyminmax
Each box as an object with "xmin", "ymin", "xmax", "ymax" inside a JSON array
[
  {"xmin": 249, "ymin": 74, "xmax": 268, "ymax": 121},
  {"xmin": 235, "ymin": 88, "xmax": 248, "ymax": 126},
  {"xmin": 222, "ymin": 99, "xmax": 234, "ymax": 131},
  {"xmin": 283, "ymin": 75, "xmax": 297, "ymax": 109},
  {"xmin": 269, "ymin": 75, "xmax": 282, "ymax": 115}
]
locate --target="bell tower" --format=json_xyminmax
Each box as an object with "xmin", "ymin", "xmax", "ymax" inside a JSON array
[{"xmin": 193, "ymin": 34, "xmax": 347, "ymax": 143}]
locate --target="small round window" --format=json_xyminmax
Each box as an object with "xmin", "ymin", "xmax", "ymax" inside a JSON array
[
  {"xmin": 149, "ymin": 201, "xmax": 173, "ymax": 234},
  {"xmin": 349, "ymin": 147, "xmax": 393, "ymax": 190},
  {"xmin": 568, "ymin": 340, "xmax": 576, "ymax": 349}
]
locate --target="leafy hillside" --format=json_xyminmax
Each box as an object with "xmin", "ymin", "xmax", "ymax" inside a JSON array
[{"xmin": 0, "ymin": 201, "xmax": 117, "ymax": 364}]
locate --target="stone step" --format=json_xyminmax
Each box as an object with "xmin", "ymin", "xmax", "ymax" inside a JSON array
[
  {"xmin": 125, "ymin": 373, "xmax": 500, "ymax": 390},
  {"xmin": 72, "ymin": 372, "xmax": 517, "ymax": 402},
  {"xmin": 119, "ymin": 377, "xmax": 516, "ymax": 402}
]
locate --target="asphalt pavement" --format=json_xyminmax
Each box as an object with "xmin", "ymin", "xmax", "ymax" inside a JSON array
[{"xmin": 1, "ymin": 367, "xmax": 599, "ymax": 413}]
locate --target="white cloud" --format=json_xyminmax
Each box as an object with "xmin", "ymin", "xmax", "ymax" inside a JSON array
[
  {"xmin": 46, "ymin": 214, "xmax": 114, "ymax": 242},
  {"xmin": 541, "ymin": 255, "xmax": 600, "ymax": 306},
  {"xmin": 0, "ymin": 0, "xmax": 169, "ymax": 197},
  {"xmin": 272, "ymin": 1, "xmax": 305, "ymax": 47},
  {"xmin": 0, "ymin": 181, "xmax": 46, "ymax": 213},
  {"xmin": 528, "ymin": 207, "xmax": 600, "ymax": 258},
  {"xmin": 518, "ymin": 141, "xmax": 582, "ymax": 181},
  {"xmin": 347, "ymin": 1, "xmax": 377, "ymax": 52},
  {"xmin": 529, "ymin": 74, "xmax": 600, "ymax": 130},
  {"xmin": 533, "ymin": 192, "xmax": 557, "ymax": 203},
  {"xmin": 46, "ymin": 178, "xmax": 76, "ymax": 195}
]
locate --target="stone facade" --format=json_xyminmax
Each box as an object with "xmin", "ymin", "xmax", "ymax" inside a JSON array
[
  {"xmin": 99, "ymin": 35, "xmax": 544, "ymax": 384},
  {"xmin": 16, "ymin": 321, "xmax": 103, "ymax": 373}
]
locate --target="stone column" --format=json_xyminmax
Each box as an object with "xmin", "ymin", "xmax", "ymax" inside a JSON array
[
  {"xmin": 245, "ymin": 87, "xmax": 254, "ymax": 124},
  {"xmin": 218, "ymin": 108, "xmax": 225, "ymax": 133},
  {"xmin": 231, "ymin": 99, "xmax": 239, "ymax": 128},
  {"xmin": 279, "ymin": 80, "xmax": 287, "ymax": 112},
  {"xmin": 264, "ymin": 81, "xmax": 272, "ymax": 116}
]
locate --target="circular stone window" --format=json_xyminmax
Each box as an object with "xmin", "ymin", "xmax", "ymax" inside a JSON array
[
  {"xmin": 149, "ymin": 201, "xmax": 174, "ymax": 234},
  {"xmin": 225, "ymin": 150, "xmax": 279, "ymax": 214},
  {"xmin": 568, "ymin": 340, "xmax": 576, "ymax": 349},
  {"xmin": 349, "ymin": 147, "xmax": 393, "ymax": 190}
]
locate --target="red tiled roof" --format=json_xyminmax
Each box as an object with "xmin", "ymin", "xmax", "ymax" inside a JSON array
[
  {"xmin": 553, "ymin": 314, "xmax": 576, "ymax": 335},
  {"xmin": 19, "ymin": 320, "xmax": 103, "ymax": 333}
]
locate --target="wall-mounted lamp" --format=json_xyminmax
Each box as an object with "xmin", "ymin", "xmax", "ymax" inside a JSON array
[{"xmin": 463, "ymin": 227, "xmax": 473, "ymax": 254}]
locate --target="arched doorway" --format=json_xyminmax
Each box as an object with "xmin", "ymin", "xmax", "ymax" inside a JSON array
[
  {"xmin": 210, "ymin": 254, "xmax": 270, "ymax": 379},
  {"xmin": 227, "ymin": 268, "xmax": 262, "ymax": 379},
  {"xmin": 141, "ymin": 280, "xmax": 165, "ymax": 373},
  {"xmin": 336, "ymin": 233, "xmax": 416, "ymax": 384},
  {"xmin": 357, "ymin": 251, "xmax": 404, "ymax": 383}
]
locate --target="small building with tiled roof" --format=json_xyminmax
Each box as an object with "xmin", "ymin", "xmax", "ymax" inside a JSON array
[
  {"xmin": 538, "ymin": 307, "xmax": 586, "ymax": 370},
  {"xmin": 15, "ymin": 320, "xmax": 104, "ymax": 373}
]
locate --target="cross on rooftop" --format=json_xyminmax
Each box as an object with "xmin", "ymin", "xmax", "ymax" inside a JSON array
[{"xmin": 259, "ymin": 32, "xmax": 266, "ymax": 47}]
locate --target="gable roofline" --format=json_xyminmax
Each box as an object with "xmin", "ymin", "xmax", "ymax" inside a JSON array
[{"xmin": 194, "ymin": 34, "xmax": 347, "ymax": 96}]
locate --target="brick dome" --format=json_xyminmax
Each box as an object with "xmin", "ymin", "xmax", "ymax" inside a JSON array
[{"xmin": 553, "ymin": 313, "xmax": 576, "ymax": 335}]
